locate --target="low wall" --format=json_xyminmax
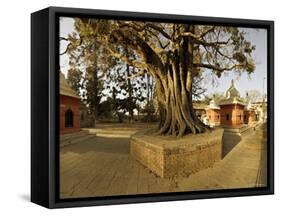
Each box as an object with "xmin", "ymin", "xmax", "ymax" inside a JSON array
[
  {"xmin": 130, "ymin": 129, "xmax": 224, "ymax": 178},
  {"xmin": 223, "ymin": 123, "xmax": 260, "ymax": 136}
]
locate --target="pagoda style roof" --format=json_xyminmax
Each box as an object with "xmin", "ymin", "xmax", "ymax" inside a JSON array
[
  {"xmin": 60, "ymin": 72, "xmax": 80, "ymax": 99},
  {"xmin": 219, "ymin": 97, "xmax": 245, "ymax": 106},
  {"xmin": 207, "ymin": 98, "xmax": 220, "ymax": 110},
  {"xmin": 225, "ymin": 79, "xmax": 240, "ymax": 99},
  {"xmin": 219, "ymin": 79, "xmax": 245, "ymax": 106}
]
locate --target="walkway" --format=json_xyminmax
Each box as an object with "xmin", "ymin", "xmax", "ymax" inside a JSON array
[{"xmin": 60, "ymin": 123, "xmax": 267, "ymax": 198}]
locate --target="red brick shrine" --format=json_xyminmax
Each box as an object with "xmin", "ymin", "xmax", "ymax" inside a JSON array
[
  {"xmin": 219, "ymin": 80, "xmax": 245, "ymax": 127},
  {"xmin": 60, "ymin": 72, "xmax": 81, "ymax": 134},
  {"xmin": 206, "ymin": 98, "xmax": 221, "ymax": 127}
]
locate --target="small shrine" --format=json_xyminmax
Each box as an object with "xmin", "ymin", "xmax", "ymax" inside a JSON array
[
  {"xmin": 244, "ymin": 101, "xmax": 257, "ymax": 124},
  {"xmin": 206, "ymin": 98, "xmax": 221, "ymax": 127},
  {"xmin": 60, "ymin": 72, "xmax": 81, "ymax": 134},
  {"xmin": 219, "ymin": 79, "xmax": 245, "ymax": 127}
]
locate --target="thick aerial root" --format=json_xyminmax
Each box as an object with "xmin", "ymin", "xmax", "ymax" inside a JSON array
[{"xmin": 156, "ymin": 111, "xmax": 210, "ymax": 137}]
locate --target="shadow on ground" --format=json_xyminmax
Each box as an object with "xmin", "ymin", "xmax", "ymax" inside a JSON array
[
  {"xmin": 61, "ymin": 136, "xmax": 130, "ymax": 155},
  {"xmin": 257, "ymin": 123, "xmax": 267, "ymax": 186},
  {"xmin": 222, "ymin": 133, "xmax": 241, "ymax": 158}
]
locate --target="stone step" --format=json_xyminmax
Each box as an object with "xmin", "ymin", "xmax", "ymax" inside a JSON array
[
  {"xmin": 60, "ymin": 131, "xmax": 96, "ymax": 147},
  {"xmin": 60, "ymin": 130, "xmax": 89, "ymax": 142},
  {"xmin": 86, "ymin": 128, "xmax": 138, "ymax": 138},
  {"xmin": 223, "ymin": 123, "xmax": 261, "ymax": 137}
]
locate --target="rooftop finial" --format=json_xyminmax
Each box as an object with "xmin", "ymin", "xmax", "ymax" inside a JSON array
[{"xmin": 231, "ymin": 79, "xmax": 234, "ymax": 86}]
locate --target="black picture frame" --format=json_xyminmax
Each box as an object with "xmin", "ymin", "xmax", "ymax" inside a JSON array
[{"xmin": 31, "ymin": 6, "xmax": 274, "ymax": 209}]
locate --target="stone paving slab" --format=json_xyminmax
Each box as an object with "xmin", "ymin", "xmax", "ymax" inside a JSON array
[{"xmin": 60, "ymin": 124, "xmax": 267, "ymax": 199}]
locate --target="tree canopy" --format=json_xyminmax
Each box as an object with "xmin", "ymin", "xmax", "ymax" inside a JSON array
[{"xmin": 61, "ymin": 18, "xmax": 256, "ymax": 136}]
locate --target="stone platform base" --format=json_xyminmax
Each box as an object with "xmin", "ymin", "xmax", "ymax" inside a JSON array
[
  {"xmin": 222, "ymin": 123, "xmax": 260, "ymax": 136},
  {"xmin": 60, "ymin": 129, "xmax": 96, "ymax": 147},
  {"xmin": 130, "ymin": 129, "xmax": 224, "ymax": 178}
]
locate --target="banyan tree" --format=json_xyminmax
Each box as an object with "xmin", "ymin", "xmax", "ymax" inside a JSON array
[{"xmin": 61, "ymin": 18, "xmax": 256, "ymax": 136}]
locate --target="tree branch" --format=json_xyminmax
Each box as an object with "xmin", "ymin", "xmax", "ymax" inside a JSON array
[
  {"xmin": 182, "ymin": 26, "xmax": 215, "ymax": 39},
  {"xmin": 127, "ymin": 70, "xmax": 146, "ymax": 79},
  {"xmin": 194, "ymin": 63, "xmax": 244, "ymax": 72},
  {"xmin": 109, "ymin": 28, "xmax": 166, "ymax": 79},
  {"xmin": 146, "ymin": 23, "xmax": 173, "ymax": 41},
  {"xmin": 196, "ymin": 39, "xmax": 230, "ymax": 47},
  {"xmin": 117, "ymin": 21, "xmax": 173, "ymax": 42},
  {"xmin": 59, "ymin": 37, "xmax": 68, "ymax": 41},
  {"xmin": 107, "ymin": 47, "xmax": 148, "ymax": 70},
  {"xmin": 60, "ymin": 42, "xmax": 71, "ymax": 55},
  {"xmin": 59, "ymin": 37, "xmax": 84, "ymax": 56}
]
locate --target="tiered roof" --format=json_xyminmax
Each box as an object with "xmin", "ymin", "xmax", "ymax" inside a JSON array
[
  {"xmin": 219, "ymin": 79, "xmax": 245, "ymax": 106},
  {"xmin": 207, "ymin": 98, "xmax": 220, "ymax": 110},
  {"xmin": 60, "ymin": 72, "xmax": 80, "ymax": 99}
]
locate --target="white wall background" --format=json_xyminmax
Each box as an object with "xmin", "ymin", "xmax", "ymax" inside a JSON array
[{"xmin": 0, "ymin": 0, "xmax": 279, "ymax": 214}]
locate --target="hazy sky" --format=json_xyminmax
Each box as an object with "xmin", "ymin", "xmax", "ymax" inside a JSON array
[
  {"xmin": 201, "ymin": 27, "xmax": 267, "ymax": 97},
  {"xmin": 60, "ymin": 17, "xmax": 268, "ymax": 98}
]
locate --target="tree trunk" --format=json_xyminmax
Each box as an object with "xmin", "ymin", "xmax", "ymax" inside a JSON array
[
  {"xmin": 117, "ymin": 112, "xmax": 124, "ymax": 123},
  {"xmin": 155, "ymin": 71, "xmax": 208, "ymax": 136},
  {"xmin": 127, "ymin": 64, "xmax": 134, "ymax": 123},
  {"xmin": 111, "ymin": 24, "xmax": 209, "ymax": 136},
  {"xmin": 90, "ymin": 114, "xmax": 96, "ymax": 128},
  {"xmin": 155, "ymin": 26, "xmax": 209, "ymax": 136},
  {"xmin": 146, "ymin": 73, "xmax": 152, "ymax": 122},
  {"xmin": 92, "ymin": 67, "xmax": 98, "ymax": 127},
  {"xmin": 86, "ymin": 65, "xmax": 98, "ymax": 128}
]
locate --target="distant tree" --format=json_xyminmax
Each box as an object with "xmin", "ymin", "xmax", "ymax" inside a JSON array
[
  {"xmin": 104, "ymin": 63, "xmax": 146, "ymax": 122},
  {"xmin": 111, "ymin": 87, "xmax": 125, "ymax": 123},
  {"xmin": 204, "ymin": 92, "xmax": 225, "ymax": 104},
  {"xmin": 61, "ymin": 19, "xmax": 256, "ymax": 136},
  {"xmin": 60, "ymin": 19, "xmax": 115, "ymax": 127},
  {"xmin": 98, "ymin": 98, "xmax": 114, "ymax": 119},
  {"xmin": 192, "ymin": 75, "xmax": 207, "ymax": 100},
  {"xmin": 246, "ymin": 90, "xmax": 262, "ymax": 103},
  {"xmin": 67, "ymin": 68, "xmax": 84, "ymax": 97},
  {"xmin": 138, "ymin": 73, "xmax": 156, "ymax": 122},
  {"xmin": 83, "ymin": 66, "xmax": 104, "ymax": 127}
]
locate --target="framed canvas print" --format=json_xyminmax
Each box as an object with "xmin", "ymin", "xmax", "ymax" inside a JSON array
[{"xmin": 31, "ymin": 6, "xmax": 274, "ymax": 208}]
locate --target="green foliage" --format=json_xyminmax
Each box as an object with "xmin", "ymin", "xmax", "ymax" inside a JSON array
[
  {"xmin": 61, "ymin": 18, "xmax": 258, "ymax": 126},
  {"xmin": 97, "ymin": 99, "xmax": 114, "ymax": 119},
  {"xmin": 103, "ymin": 61, "xmax": 147, "ymax": 122},
  {"xmin": 67, "ymin": 68, "xmax": 83, "ymax": 96},
  {"xmin": 204, "ymin": 92, "xmax": 225, "ymax": 104}
]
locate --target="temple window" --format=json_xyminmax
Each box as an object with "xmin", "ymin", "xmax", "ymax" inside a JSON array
[{"xmin": 65, "ymin": 109, "xmax": 74, "ymax": 128}]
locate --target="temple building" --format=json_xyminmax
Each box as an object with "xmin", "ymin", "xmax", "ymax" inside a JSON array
[
  {"xmin": 60, "ymin": 72, "xmax": 81, "ymax": 134},
  {"xmin": 193, "ymin": 79, "xmax": 266, "ymax": 128},
  {"xmin": 219, "ymin": 80, "xmax": 246, "ymax": 127},
  {"xmin": 193, "ymin": 101, "xmax": 208, "ymax": 121},
  {"xmin": 206, "ymin": 98, "xmax": 221, "ymax": 127},
  {"xmin": 244, "ymin": 101, "xmax": 257, "ymax": 124},
  {"xmin": 255, "ymin": 101, "xmax": 267, "ymax": 123}
]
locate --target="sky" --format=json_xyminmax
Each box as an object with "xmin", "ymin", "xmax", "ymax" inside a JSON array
[
  {"xmin": 59, "ymin": 17, "xmax": 268, "ymax": 99},
  {"xmin": 201, "ymin": 28, "xmax": 267, "ymax": 98}
]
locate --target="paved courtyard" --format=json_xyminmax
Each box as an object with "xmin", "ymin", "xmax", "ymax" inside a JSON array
[{"xmin": 60, "ymin": 123, "xmax": 267, "ymax": 199}]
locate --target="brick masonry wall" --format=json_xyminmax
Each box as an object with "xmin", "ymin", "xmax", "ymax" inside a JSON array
[
  {"xmin": 130, "ymin": 138, "xmax": 165, "ymax": 177},
  {"xmin": 163, "ymin": 137, "xmax": 222, "ymax": 177},
  {"xmin": 130, "ymin": 129, "xmax": 224, "ymax": 178},
  {"xmin": 60, "ymin": 95, "xmax": 81, "ymax": 134},
  {"xmin": 220, "ymin": 104, "xmax": 244, "ymax": 127},
  {"xmin": 207, "ymin": 109, "xmax": 221, "ymax": 126}
]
